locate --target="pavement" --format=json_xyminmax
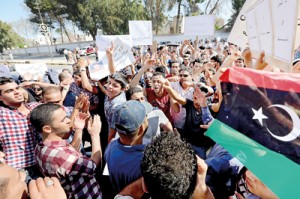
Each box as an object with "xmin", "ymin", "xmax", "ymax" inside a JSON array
[{"xmin": 0, "ymin": 53, "xmax": 97, "ymax": 67}]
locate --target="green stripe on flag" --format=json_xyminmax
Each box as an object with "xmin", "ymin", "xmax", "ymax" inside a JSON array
[{"xmin": 206, "ymin": 119, "xmax": 300, "ymax": 199}]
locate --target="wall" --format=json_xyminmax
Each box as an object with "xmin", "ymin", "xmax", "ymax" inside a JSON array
[{"xmin": 4, "ymin": 32, "xmax": 229, "ymax": 55}]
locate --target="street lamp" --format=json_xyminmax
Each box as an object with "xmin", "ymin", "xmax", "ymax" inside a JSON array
[{"xmin": 35, "ymin": 0, "xmax": 53, "ymax": 60}]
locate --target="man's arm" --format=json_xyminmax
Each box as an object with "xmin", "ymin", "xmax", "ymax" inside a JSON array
[
  {"xmin": 88, "ymin": 115, "xmax": 102, "ymax": 167},
  {"xmin": 77, "ymin": 59, "xmax": 97, "ymax": 93},
  {"xmin": 192, "ymin": 156, "xmax": 215, "ymax": 199},
  {"xmin": 129, "ymin": 59, "xmax": 154, "ymax": 87},
  {"xmin": 71, "ymin": 112, "xmax": 89, "ymax": 151},
  {"xmin": 107, "ymin": 43, "xmax": 116, "ymax": 74},
  {"xmin": 162, "ymin": 80, "xmax": 187, "ymax": 105}
]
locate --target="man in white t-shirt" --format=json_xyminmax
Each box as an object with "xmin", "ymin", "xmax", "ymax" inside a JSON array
[{"xmin": 170, "ymin": 68, "xmax": 194, "ymax": 130}]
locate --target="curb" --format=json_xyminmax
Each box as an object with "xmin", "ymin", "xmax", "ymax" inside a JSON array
[{"xmin": 0, "ymin": 60, "xmax": 72, "ymax": 66}]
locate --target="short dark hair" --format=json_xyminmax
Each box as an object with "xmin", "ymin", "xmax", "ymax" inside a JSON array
[
  {"xmin": 151, "ymin": 72, "xmax": 163, "ymax": 79},
  {"xmin": 109, "ymin": 72, "xmax": 128, "ymax": 89},
  {"xmin": 210, "ymin": 55, "xmax": 222, "ymax": 66},
  {"xmin": 154, "ymin": 66, "xmax": 166, "ymax": 78},
  {"xmin": 0, "ymin": 77, "xmax": 15, "ymax": 86},
  {"xmin": 30, "ymin": 103, "xmax": 62, "ymax": 132},
  {"xmin": 141, "ymin": 132, "xmax": 198, "ymax": 199},
  {"xmin": 126, "ymin": 86, "xmax": 143, "ymax": 101},
  {"xmin": 179, "ymin": 67, "xmax": 192, "ymax": 75},
  {"xmin": 0, "ymin": 77, "xmax": 15, "ymax": 95}
]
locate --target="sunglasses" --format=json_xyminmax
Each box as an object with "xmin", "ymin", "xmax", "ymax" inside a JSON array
[
  {"xmin": 179, "ymin": 74, "xmax": 189, "ymax": 78},
  {"xmin": 33, "ymin": 88, "xmax": 42, "ymax": 92}
]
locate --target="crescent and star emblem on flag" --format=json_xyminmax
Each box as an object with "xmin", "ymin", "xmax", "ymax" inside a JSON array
[{"xmin": 252, "ymin": 105, "xmax": 300, "ymax": 142}]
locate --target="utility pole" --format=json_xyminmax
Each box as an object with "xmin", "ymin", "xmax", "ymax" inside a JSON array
[{"xmin": 35, "ymin": 0, "xmax": 53, "ymax": 60}]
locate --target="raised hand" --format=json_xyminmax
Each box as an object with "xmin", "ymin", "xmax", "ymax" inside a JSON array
[
  {"xmin": 106, "ymin": 42, "xmax": 114, "ymax": 58},
  {"xmin": 74, "ymin": 112, "xmax": 89, "ymax": 130},
  {"xmin": 255, "ymin": 51, "xmax": 268, "ymax": 70},
  {"xmin": 194, "ymin": 86, "xmax": 207, "ymax": 107},
  {"xmin": 87, "ymin": 115, "xmax": 102, "ymax": 137}
]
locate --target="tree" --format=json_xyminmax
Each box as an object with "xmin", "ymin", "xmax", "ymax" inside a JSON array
[
  {"xmin": 0, "ymin": 21, "xmax": 25, "ymax": 53},
  {"xmin": 24, "ymin": 0, "xmax": 72, "ymax": 43},
  {"xmin": 167, "ymin": 0, "xmax": 203, "ymax": 34},
  {"xmin": 144, "ymin": 0, "xmax": 168, "ymax": 35},
  {"xmin": 225, "ymin": 0, "xmax": 245, "ymax": 31}
]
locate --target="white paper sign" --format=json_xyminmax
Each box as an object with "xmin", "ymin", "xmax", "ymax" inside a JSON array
[
  {"xmin": 129, "ymin": 21, "xmax": 153, "ymax": 45},
  {"xmin": 184, "ymin": 15, "xmax": 215, "ymax": 36},
  {"xmin": 0, "ymin": 65, "xmax": 11, "ymax": 77},
  {"xmin": 15, "ymin": 63, "xmax": 48, "ymax": 79},
  {"xmin": 245, "ymin": 8, "xmax": 260, "ymax": 52},
  {"xmin": 272, "ymin": 0, "xmax": 298, "ymax": 62},
  {"xmin": 255, "ymin": 0, "xmax": 273, "ymax": 55},
  {"xmin": 96, "ymin": 35, "xmax": 132, "ymax": 60},
  {"xmin": 89, "ymin": 38, "xmax": 135, "ymax": 81}
]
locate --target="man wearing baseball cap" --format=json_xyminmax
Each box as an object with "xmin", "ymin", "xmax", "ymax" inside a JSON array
[{"xmin": 104, "ymin": 100, "xmax": 149, "ymax": 194}]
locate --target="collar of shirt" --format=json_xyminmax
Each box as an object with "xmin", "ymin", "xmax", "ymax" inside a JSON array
[{"xmin": 42, "ymin": 140, "xmax": 69, "ymax": 147}]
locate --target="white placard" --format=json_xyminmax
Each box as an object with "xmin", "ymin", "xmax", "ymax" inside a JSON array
[
  {"xmin": 245, "ymin": 8, "xmax": 260, "ymax": 52},
  {"xmin": 0, "ymin": 65, "xmax": 11, "ymax": 78},
  {"xmin": 184, "ymin": 15, "xmax": 215, "ymax": 36},
  {"xmin": 15, "ymin": 63, "xmax": 48, "ymax": 80},
  {"xmin": 255, "ymin": 0, "xmax": 273, "ymax": 55},
  {"xmin": 272, "ymin": 0, "xmax": 298, "ymax": 62},
  {"xmin": 129, "ymin": 21, "xmax": 153, "ymax": 45},
  {"xmin": 89, "ymin": 38, "xmax": 135, "ymax": 81},
  {"xmin": 96, "ymin": 35, "xmax": 132, "ymax": 60}
]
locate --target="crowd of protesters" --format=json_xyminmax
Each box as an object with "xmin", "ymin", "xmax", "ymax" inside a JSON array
[{"xmin": 1, "ymin": 37, "xmax": 299, "ymax": 199}]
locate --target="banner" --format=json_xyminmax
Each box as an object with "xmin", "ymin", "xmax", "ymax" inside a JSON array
[
  {"xmin": 183, "ymin": 15, "xmax": 215, "ymax": 36},
  {"xmin": 129, "ymin": 20, "xmax": 153, "ymax": 45},
  {"xmin": 89, "ymin": 37, "xmax": 135, "ymax": 81},
  {"xmin": 96, "ymin": 35, "xmax": 132, "ymax": 60},
  {"xmin": 15, "ymin": 63, "xmax": 48, "ymax": 80},
  {"xmin": 206, "ymin": 67, "xmax": 300, "ymax": 199}
]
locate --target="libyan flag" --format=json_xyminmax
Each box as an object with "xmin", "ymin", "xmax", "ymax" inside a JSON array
[{"xmin": 206, "ymin": 67, "xmax": 300, "ymax": 199}]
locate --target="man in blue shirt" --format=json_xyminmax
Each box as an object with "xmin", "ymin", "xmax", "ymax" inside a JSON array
[{"xmin": 104, "ymin": 100, "xmax": 149, "ymax": 194}]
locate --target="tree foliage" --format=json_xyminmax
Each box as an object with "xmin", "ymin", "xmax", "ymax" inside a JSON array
[
  {"xmin": 25, "ymin": 0, "xmax": 148, "ymax": 40},
  {"xmin": 225, "ymin": 0, "xmax": 245, "ymax": 31},
  {"xmin": 144, "ymin": 0, "xmax": 168, "ymax": 35},
  {"xmin": 0, "ymin": 21, "xmax": 25, "ymax": 53}
]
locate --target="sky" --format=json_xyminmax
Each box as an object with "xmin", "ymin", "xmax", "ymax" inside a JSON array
[{"xmin": 0, "ymin": 0, "xmax": 29, "ymax": 23}]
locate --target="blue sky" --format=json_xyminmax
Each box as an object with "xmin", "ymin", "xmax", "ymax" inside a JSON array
[{"xmin": 0, "ymin": 0, "xmax": 29, "ymax": 23}]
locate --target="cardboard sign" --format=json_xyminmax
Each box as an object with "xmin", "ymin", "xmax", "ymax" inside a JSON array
[
  {"xmin": 129, "ymin": 21, "xmax": 153, "ymax": 45},
  {"xmin": 89, "ymin": 38, "xmax": 135, "ymax": 81},
  {"xmin": 272, "ymin": 0, "xmax": 298, "ymax": 62},
  {"xmin": 15, "ymin": 63, "xmax": 48, "ymax": 80},
  {"xmin": 0, "ymin": 65, "xmax": 11, "ymax": 78},
  {"xmin": 245, "ymin": 7, "xmax": 261, "ymax": 52},
  {"xmin": 184, "ymin": 15, "xmax": 215, "ymax": 36},
  {"xmin": 96, "ymin": 35, "xmax": 132, "ymax": 60},
  {"xmin": 255, "ymin": 0, "xmax": 273, "ymax": 56}
]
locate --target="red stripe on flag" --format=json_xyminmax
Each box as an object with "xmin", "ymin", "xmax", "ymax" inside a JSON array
[{"xmin": 220, "ymin": 67, "xmax": 300, "ymax": 93}]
